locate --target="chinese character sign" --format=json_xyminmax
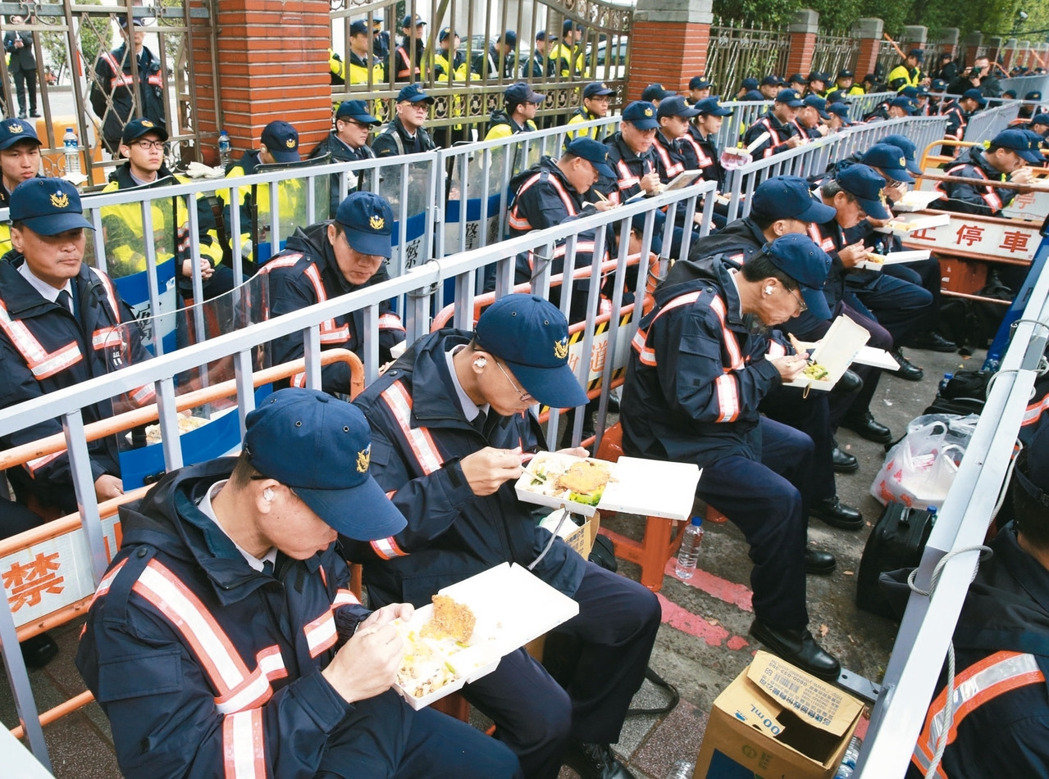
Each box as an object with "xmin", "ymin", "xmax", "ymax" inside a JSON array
[{"xmin": 903, "ymin": 214, "xmax": 1039, "ymax": 262}]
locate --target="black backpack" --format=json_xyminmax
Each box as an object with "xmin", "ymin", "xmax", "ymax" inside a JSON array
[{"xmin": 937, "ymin": 271, "xmax": 1013, "ymax": 349}]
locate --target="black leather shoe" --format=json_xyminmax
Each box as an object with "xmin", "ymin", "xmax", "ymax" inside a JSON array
[
  {"xmin": 905, "ymin": 331, "xmax": 957, "ymax": 353},
  {"xmin": 812, "ymin": 496, "xmax": 863, "ymax": 530},
  {"xmin": 805, "ymin": 546, "xmax": 836, "ymax": 575},
  {"xmin": 832, "ymin": 446, "xmax": 858, "ymax": 473},
  {"xmin": 891, "ymin": 348, "xmax": 924, "ymax": 381},
  {"xmin": 20, "ymin": 632, "xmax": 58, "ymax": 671},
  {"xmin": 563, "ymin": 742, "xmax": 635, "ymax": 779},
  {"xmin": 750, "ymin": 619, "xmax": 842, "ymax": 681},
  {"xmin": 841, "ymin": 411, "xmax": 893, "ymax": 444},
  {"xmin": 830, "ymin": 368, "xmax": 863, "ymax": 395}
]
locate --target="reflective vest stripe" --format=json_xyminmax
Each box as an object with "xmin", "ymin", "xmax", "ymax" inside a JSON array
[
  {"xmin": 713, "ymin": 373, "xmax": 740, "ymax": 422},
  {"xmin": 379, "ymin": 312, "xmax": 405, "ymax": 331},
  {"xmin": 508, "ymin": 172, "xmax": 544, "ymax": 232},
  {"xmin": 630, "ymin": 291, "xmax": 704, "ymax": 366},
  {"xmin": 370, "ymin": 536, "xmax": 408, "ymax": 560},
  {"xmin": 1022, "ymin": 395, "xmax": 1049, "ymax": 426},
  {"xmin": 90, "ymin": 268, "xmax": 122, "ymax": 322},
  {"xmin": 92, "ymin": 326, "xmax": 122, "ymax": 351},
  {"xmin": 303, "ymin": 609, "xmax": 337, "ymax": 657},
  {"xmin": 807, "ymin": 223, "xmax": 836, "ymax": 253},
  {"xmin": 654, "ymin": 141, "xmax": 684, "ymax": 178},
  {"xmin": 912, "ymin": 650, "xmax": 1045, "ymax": 775},
  {"xmin": 216, "ymin": 646, "xmax": 287, "ymax": 714},
  {"xmin": 709, "ymin": 296, "xmax": 745, "ymax": 370},
  {"xmin": 616, "ymin": 159, "xmax": 640, "ymax": 189},
  {"xmin": 757, "ymin": 119, "xmax": 782, "ymax": 158},
  {"xmin": 685, "ymin": 135, "xmax": 713, "ymax": 168},
  {"xmin": 332, "ymin": 589, "xmax": 360, "ymax": 607},
  {"xmin": 767, "ymin": 340, "xmax": 788, "ymax": 358},
  {"xmin": 380, "ymin": 380, "xmax": 444, "ymax": 475},
  {"xmin": 222, "ymin": 708, "xmax": 265, "ymax": 779},
  {"xmin": 947, "ymin": 163, "xmax": 1004, "ymax": 212},
  {"xmin": 88, "ymin": 558, "xmax": 128, "ymax": 610},
  {"xmin": 102, "ymin": 52, "xmax": 134, "ymax": 88},
  {"xmin": 547, "ymin": 174, "xmax": 579, "ymax": 216},
  {"xmin": 301, "ymin": 265, "xmax": 350, "ymax": 343},
  {"xmin": 25, "ymin": 450, "xmax": 65, "ymax": 475},
  {"xmin": 0, "ymin": 299, "xmax": 83, "ymax": 379},
  {"xmin": 147, "ymin": 73, "xmax": 163, "ymax": 88}
]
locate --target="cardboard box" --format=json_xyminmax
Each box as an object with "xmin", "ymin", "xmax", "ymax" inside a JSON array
[
  {"xmin": 694, "ymin": 651, "xmax": 863, "ymax": 779},
  {"xmin": 538, "ymin": 509, "xmax": 601, "ymax": 558}
]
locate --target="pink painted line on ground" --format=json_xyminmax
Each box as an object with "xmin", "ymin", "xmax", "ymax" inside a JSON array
[
  {"xmin": 664, "ymin": 559, "xmax": 754, "ymax": 612},
  {"xmin": 656, "ymin": 593, "xmax": 750, "ymax": 651}
]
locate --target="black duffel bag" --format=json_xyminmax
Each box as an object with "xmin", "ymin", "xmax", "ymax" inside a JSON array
[{"xmin": 856, "ymin": 501, "xmax": 935, "ymax": 620}]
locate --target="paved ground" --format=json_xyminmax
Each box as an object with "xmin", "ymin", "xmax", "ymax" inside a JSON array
[{"xmin": 0, "ymin": 345, "xmax": 981, "ymax": 777}]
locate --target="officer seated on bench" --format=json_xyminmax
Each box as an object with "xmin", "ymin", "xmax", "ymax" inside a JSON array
[
  {"xmin": 75, "ymin": 388, "xmax": 521, "ymax": 778},
  {"xmin": 622, "ymin": 234, "xmax": 842, "ymax": 680}
]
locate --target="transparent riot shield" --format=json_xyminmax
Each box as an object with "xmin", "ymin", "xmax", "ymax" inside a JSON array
[
  {"xmin": 249, "ymin": 157, "xmax": 332, "ymax": 265},
  {"xmin": 374, "ymin": 155, "xmax": 435, "ymax": 277}
]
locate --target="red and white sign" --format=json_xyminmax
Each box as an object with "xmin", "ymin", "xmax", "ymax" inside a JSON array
[{"xmin": 901, "ymin": 211, "xmax": 1040, "ymax": 263}]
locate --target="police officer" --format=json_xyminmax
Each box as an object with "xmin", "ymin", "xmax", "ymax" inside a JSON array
[
  {"xmin": 263, "ymin": 191, "xmax": 405, "ymax": 392},
  {"xmin": 686, "ymin": 97, "xmax": 732, "ymax": 188},
  {"xmin": 826, "ymin": 102, "xmax": 852, "ymax": 132},
  {"xmin": 652, "ymin": 96, "xmax": 700, "ymax": 182},
  {"xmin": 0, "ymin": 178, "xmax": 154, "ymax": 514},
  {"xmin": 339, "ymin": 20, "xmax": 385, "ymax": 85},
  {"xmin": 936, "ymin": 128, "xmax": 1041, "ymax": 218},
  {"xmin": 743, "ymin": 89, "xmax": 804, "ymax": 159},
  {"xmin": 687, "ymin": 76, "xmax": 712, "ymax": 105},
  {"xmin": 805, "ymin": 71, "xmax": 827, "ymax": 98},
  {"xmin": 623, "ymin": 234, "xmax": 841, "ymax": 680},
  {"xmin": 550, "ymin": 19, "xmax": 586, "ymax": 78},
  {"xmin": 796, "ymin": 95, "xmax": 830, "ymax": 139},
  {"xmin": 736, "ymin": 77, "xmax": 759, "ymax": 99},
  {"xmin": 350, "ymin": 293, "xmax": 660, "ymax": 779},
  {"xmin": 566, "ymin": 82, "xmax": 614, "ymax": 140},
  {"xmin": 89, "ymin": 17, "xmax": 166, "ymax": 154},
  {"xmin": 3, "ymin": 15, "xmax": 38, "ymax": 118},
  {"xmin": 372, "ymin": 84, "xmax": 438, "ymax": 157},
  {"xmin": 309, "ymin": 100, "xmax": 380, "ymax": 217},
  {"xmin": 75, "ymin": 387, "xmax": 522, "ymax": 778},
  {"xmin": 528, "ymin": 31, "xmax": 557, "ymax": 78},
  {"xmin": 834, "ymin": 68, "xmax": 864, "ymax": 96},
  {"xmin": 640, "ymin": 83, "xmax": 675, "ymax": 107},
  {"xmin": 942, "ymin": 88, "xmax": 987, "ymax": 144},
  {"xmin": 598, "ymin": 101, "xmax": 661, "ymax": 205},
  {"xmin": 0, "ymin": 118, "xmax": 42, "ymax": 255},
  {"xmin": 888, "ymin": 48, "xmax": 927, "ymax": 92},
  {"xmin": 484, "ymin": 82, "xmax": 544, "ymax": 142},
  {"xmin": 393, "ymin": 14, "xmax": 426, "ymax": 82},
  {"xmin": 472, "ymin": 30, "xmax": 518, "ymax": 79},
  {"xmin": 758, "ymin": 75, "xmax": 783, "ymax": 100}
]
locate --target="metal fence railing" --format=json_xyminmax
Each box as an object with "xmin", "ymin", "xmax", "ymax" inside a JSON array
[
  {"xmin": 704, "ymin": 18, "xmax": 791, "ymax": 98},
  {"xmin": 998, "ymin": 74, "xmax": 1049, "ymax": 99},
  {"xmin": 963, "ymin": 102, "xmax": 1021, "ymax": 143},
  {"xmin": 809, "ymin": 30, "xmax": 860, "ymax": 82}
]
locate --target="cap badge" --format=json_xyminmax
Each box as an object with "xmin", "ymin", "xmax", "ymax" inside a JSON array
[
  {"xmin": 899, "ymin": 157, "xmax": 906, "ymax": 167},
  {"xmin": 141, "ymin": 120, "xmax": 153, "ymax": 128},
  {"xmin": 369, "ymin": 214, "xmax": 385, "ymax": 230},
  {"xmin": 554, "ymin": 337, "xmax": 569, "ymax": 360},
  {"xmin": 8, "ymin": 123, "xmax": 23, "ymax": 133},
  {"xmin": 356, "ymin": 444, "xmax": 371, "ymax": 473},
  {"xmin": 644, "ymin": 108, "xmax": 653, "ymax": 117},
  {"xmin": 285, "ymin": 138, "xmax": 296, "ymax": 149},
  {"xmin": 50, "ymin": 191, "xmax": 69, "ymax": 209}
]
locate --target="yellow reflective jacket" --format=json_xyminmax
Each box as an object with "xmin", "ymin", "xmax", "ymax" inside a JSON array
[
  {"xmin": 219, "ymin": 150, "xmax": 308, "ymax": 259},
  {"xmin": 548, "ymin": 42, "xmax": 585, "ymax": 78}
]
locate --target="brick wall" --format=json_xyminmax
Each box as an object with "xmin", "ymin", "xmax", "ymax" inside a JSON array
[{"xmin": 626, "ymin": 20, "xmax": 711, "ymax": 101}]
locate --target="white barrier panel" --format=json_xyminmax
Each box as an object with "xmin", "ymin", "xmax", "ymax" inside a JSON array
[{"xmin": 963, "ymin": 102, "xmax": 1021, "ymax": 142}]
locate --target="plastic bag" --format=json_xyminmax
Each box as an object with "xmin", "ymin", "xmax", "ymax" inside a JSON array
[{"xmin": 870, "ymin": 414, "xmax": 979, "ymax": 509}]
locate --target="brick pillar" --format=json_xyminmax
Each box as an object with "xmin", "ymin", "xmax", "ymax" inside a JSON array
[
  {"xmin": 851, "ymin": 18, "xmax": 883, "ymax": 80},
  {"xmin": 900, "ymin": 25, "xmax": 927, "ymax": 51},
  {"xmin": 937, "ymin": 28, "xmax": 959, "ymax": 59},
  {"xmin": 963, "ymin": 32, "xmax": 983, "ymax": 67},
  {"xmin": 626, "ymin": 0, "xmax": 713, "ymax": 101},
  {"xmin": 785, "ymin": 9, "xmax": 819, "ymax": 78},
  {"xmin": 190, "ymin": 0, "xmax": 331, "ymax": 166}
]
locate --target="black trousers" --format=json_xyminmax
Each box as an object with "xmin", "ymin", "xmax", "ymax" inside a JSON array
[{"xmin": 12, "ymin": 68, "xmax": 37, "ymax": 114}]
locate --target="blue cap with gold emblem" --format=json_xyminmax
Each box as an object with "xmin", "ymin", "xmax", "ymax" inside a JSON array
[
  {"xmin": 260, "ymin": 120, "xmax": 300, "ymax": 163},
  {"xmin": 474, "ymin": 293, "xmax": 589, "ymax": 409},
  {"xmin": 121, "ymin": 117, "xmax": 168, "ymax": 144},
  {"xmin": 335, "ymin": 191, "xmax": 394, "ymax": 258},
  {"xmin": 0, "ymin": 117, "xmax": 41, "ymax": 151},
  {"xmin": 243, "ymin": 388, "xmax": 406, "ymax": 541},
  {"xmin": 622, "ymin": 100, "xmax": 659, "ymax": 130},
  {"xmin": 10, "ymin": 178, "xmax": 93, "ymax": 235}
]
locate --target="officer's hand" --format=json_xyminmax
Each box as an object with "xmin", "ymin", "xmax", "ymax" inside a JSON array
[
  {"xmin": 556, "ymin": 446, "xmax": 589, "ymax": 458},
  {"xmin": 322, "ymin": 621, "xmax": 403, "ymax": 703},
  {"xmin": 865, "ymin": 215, "xmax": 892, "ymax": 227},
  {"xmin": 784, "ymin": 136, "xmax": 803, "ymax": 149},
  {"xmin": 460, "ymin": 447, "xmax": 524, "ymax": 496},
  {"xmin": 592, "ymin": 200, "xmax": 615, "ymax": 212},
  {"xmin": 94, "ymin": 474, "xmax": 124, "ymax": 502},
  {"xmin": 883, "ymin": 183, "xmax": 907, "ymax": 203},
  {"xmin": 838, "ymin": 241, "xmax": 870, "ymax": 268},
  {"xmin": 770, "ymin": 354, "xmax": 808, "ymax": 382},
  {"xmin": 360, "ymin": 602, "xmax": 414, "ymax": 631},
  {"xmin": 640, "ymin": 172, "xmax": 662, "ymax": 194},
  {"xmin": 1010, "ymin": 166, "xmax": 1033, "ymax": 185}
]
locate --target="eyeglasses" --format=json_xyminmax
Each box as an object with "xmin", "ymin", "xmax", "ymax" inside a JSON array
[
  {"xmin": 788, "ymin": 287, "xmax": 807, "ymax": 316},
  {"xmin": 494, "ymin": 359, "xmax": 534, "ymax": 403},
  {"xmin": 132, "ymin": 140, "xmax": 165, "ymax": 151}
]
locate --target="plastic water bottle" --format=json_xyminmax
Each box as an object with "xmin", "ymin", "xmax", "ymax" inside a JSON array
[
  {"xmin": 834, "ymin": 735, "xmax": 862, "ymax": 778},
  {"xmin": 63, "ymin": 128, "xmax": 80, "ymax": 175},
  {"xmin": 218, "ymin": 130, "xmax": 232, "ymax": 169},
  {"xmin": 938, "ymin": 372, "xmax": 954, "ymax": 394},
  {"xmin": 674, "ymin": 516, "xmax": 704, "ymax": 580},
  {"xmin": 665, "ymin": 759, "xmax": 694, "ymax": 779}
]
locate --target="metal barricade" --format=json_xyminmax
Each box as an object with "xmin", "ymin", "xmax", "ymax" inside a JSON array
[
  {"xmin": 963, "ymin": 102, "xmax": 1021, "ymax": 142},
  {"xmin": 998, "ymin": 74, "xmax": 1049, "ymax": 100},
  {"xmin": 0, "ymin": 181, "xmax": 715, "ymax": 768},
  {"xmin": 848, "ymin": 91, "xmax": 895, "ymax": 121},
  {"xmin": 716, "ymin": 100, "xmax": 771, "ymax": 150}
]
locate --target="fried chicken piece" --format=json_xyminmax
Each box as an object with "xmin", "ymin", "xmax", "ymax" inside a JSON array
[
  {"xmin": 420, "ymin": 595, "xmax": 476, "ymax": 644},
  {"xmin": 554, "ymin": 460, "xmax": 610, "ymax": 497}
]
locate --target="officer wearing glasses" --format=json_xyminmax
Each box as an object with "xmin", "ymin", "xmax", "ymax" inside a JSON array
[
  {"xmin": 308, "ymin": 100, "xmax": 382, "ymax": 217},
  {"xmin": 262, "ymin": 191, "xmax": 405, "ymax": 391}
]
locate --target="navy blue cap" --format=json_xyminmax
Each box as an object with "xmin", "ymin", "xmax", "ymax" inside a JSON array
[
  {"xmin": 963, "ymin": 88, "xmax": 987, "ymax": 107},
  {"xmin": 500, "ymin": 30, "xmax": 517, "ymax": 47},
  {"xmin": 741, "ymin": 77, "xmax": 759, "ymax": 90},
  {"xmin": 535, "ymin": 30, "xmax": 556, "ymax": 41},
  {"xmin": 1003, "ymin": 90, "xmax": 1018, "ymax": 99},
  {"xmin": 760, "ymin": 75, "xmax": 782, "ymax": 87},
  {"xmin": 908, "ymin": 48, "xmax": 924, "ymax": 61},
  {"xmin": 335, "ymin": 191, "xmax": 394, "ymax": 257},
  {"xmin": 695, "ymin": 97, "xmax": 733, "ymax": 117},
  {"xmin": 835, "ymin": 164, "xmax": 890, "ymax": 220},
  {"xmin": 400, "ymin": 14, "xmax": 425, "ymax": 27},
  {"xmin": 118, "ymin": 16, "xmax": 145, "ymax": 28},
  {"xmin": 828, "ymin": 102, "xmax": 851, "ymax": 120},
  {"xmin": 1032, "ymin": 113, "xmax": 1049, "ymax": 127},
  {"xmin": 803, "ymin": 95, "xmax": 830, "ymax": 120},
  {"xmin": 505, "ymin": 81, "xmax": 545, "ymax": 106},
  {"xmin": 761, "ymin": 234, "xmax": 833, "ymax": 320},
  {"xmin": 657, "ymin": 95, "xmax": 700, "ymax": 119},
  {"xmin": 562, "ymin": 19, "xmax": 582, "ymax": 33},
  {"xmin": 641, "ymin": 83, "xmax": 674, "ymax": 102},
  {"xmin": 260, "ymin": 120, "xmax": 300, "ymax": 163},
  {"xmin": 750, "ymin": 175, "xmax": 836, "ymax": 225},
  {"xmin": 881, "ymin": 134, "xmax": 922, "ymax": 175},
  {"xmin": 121, "ymin": 117, "xmax": 168, "ymax": 144},
  {"xmin": 743, "ymin": 90, "xmax": 765, "ymax": 101},
  {"xmin": 931, "ymin": 79, "xmax": 947, "ymax": 91},
  {"xmin": 9, "ymin": 177, "xmax": 93, "ymax": 235},
  {"xmin": 861, "ymin": 143, "xmax": 915, "ymax": 184},
  {"xmin": 622, "ymin": 101, "xmax": 659, "ymax": 130},
  {"xmin": 775, "ymin": 89, "xmax": 804, "ymax": 107},
  {"xmin": 0, "ymin": 117, "xmax": 41, "ymax": 150},
  {"xmin": 837, "ymin": 69, "xmax": 853, "ymax": 79},
  {"xmin": 349, "ymin": 20, "xmax": 368, "ymax": 35},
  {"xmin": 890, "ymin": 96, "xmax": 916, "ymax": 113},
  {"xmin": 1026, "ymin": 91, "xmax": 1043, "ymax": 101},
  {"xmin": 336, "ymin": 100, "xmax": 381, "ymax": 124},
  {"xmin": 991, "ymin": 129, "xmax": 1044, "ymax": 164},
  {"xmin": 788, "ymin": 73, "xmax": 806, "ymax": 85},
  {"xmin": 826, "ymin": 89, "xmax": 847, "ymax": 104},
  {"xmin": 915, "ymin": 87, "xmax": 930, "ymax": 98},
  {"xmin": 688, "ymin": 76, "xmax": 711, "ymax": 90},
  {"xmin": 564, "ymin": 137, "xmax": 615, "ymax": 179},
  {"xmin": 438, "ymin": 26, "xmax": 456, "ymax": 42},
  {"xmin": 474, "ymin": 294, "xmax": 588, "ymax": 408},
  {"xmin": 583, "ymin": 81, "xmax": 615, "ymax": 99},
  {"xmin": 807, "ymin": 71, "xmax": 826, "ymax": 83},
  {"xmin": 396, "ymin": 83, "xmax": 434, "ymax": 104},
  {"xmin": 243, "ymin": 388, "xmax": 406, "ymax": 541},
  {"xmin": 900, "ymin": 86, "xmax": 919, "ymax": 98}
]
